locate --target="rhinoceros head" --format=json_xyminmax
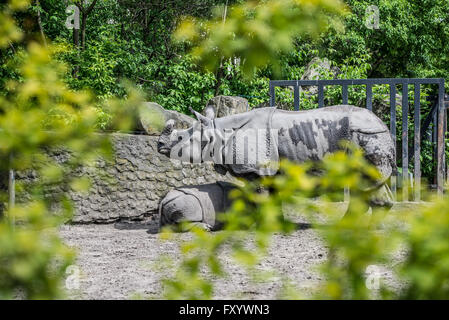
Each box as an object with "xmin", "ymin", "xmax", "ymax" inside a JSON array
[
  {"xmin": 157, "ymin": 119, "xmax": 176, "ymax": 155},
  {"xmin": 157, "ymin": 107, "xmax": 216, "ymax": 161}
]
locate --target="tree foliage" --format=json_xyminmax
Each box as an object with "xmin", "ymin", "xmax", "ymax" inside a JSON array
[
  {"xmin": 175, "ymin": 0, "xmax": 347, "ymax": 77},
  {"xmin": 8, "ymin": 0, "xmax": 445, "ymax": 117},
  {"xmin": 8, "ymin": 0, "xmax": 446, "ymax": 110}
]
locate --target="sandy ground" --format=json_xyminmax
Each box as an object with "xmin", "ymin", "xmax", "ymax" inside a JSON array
[
  {"xmin": 59, "ymin": 203, "xmax": 410, "ymax": 300},
  {"xmin": 60, "ymin": 224, "xmax": 328, "ymax": 299}
]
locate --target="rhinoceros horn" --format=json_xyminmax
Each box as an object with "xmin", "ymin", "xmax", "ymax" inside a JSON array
[{"xmin": 189, "ymin": 107, "xmax": 213, "ymax": 127}]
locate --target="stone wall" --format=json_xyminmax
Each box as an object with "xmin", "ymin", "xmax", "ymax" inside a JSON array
[
  {"xmin": 61, "ymin": 133, "xmax": 231, "ymax": 223},
  {"xmin": 3, "ymin": 97, "xmax": 250, "ymax": 224}
]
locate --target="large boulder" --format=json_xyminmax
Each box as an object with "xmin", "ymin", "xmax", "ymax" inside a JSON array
[
  {"xmin": 203, "ymin": 96, "xmax": 248, "ymax": 118},
  {"xmin": 371, "ymin": 93, "xmax": 402, "ymax": 123},
  {"xmin": 301, "ymin": 57, "xmax": 334, "ymax": 81},
  {"xmin": 139, "ymin": 102, "xmax": 194, "ymax": 135},
  {"xmin": 253, "ymin": 58, "xmax": 340, "ymax": 111}
]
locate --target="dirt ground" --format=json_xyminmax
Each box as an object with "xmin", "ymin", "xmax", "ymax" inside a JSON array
[{"xmin": 59, "ymin": 203, "xmax": 409, "ymax": 300}]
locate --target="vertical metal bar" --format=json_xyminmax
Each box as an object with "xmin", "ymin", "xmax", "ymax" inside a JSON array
[
  {"xmin": 437, "ymin": 81, "xmax": 445, "ymax": 195},
  {"xmin": 366, "ymin": 83, "xmax": 373, "ymax": 111},
  {"xmin": 318, "ymin": 84, "xmax": 324, "ymax": 108},
  {"xmin": 414, "ymin": 84, "xmax": 421, "ymax": 201},
  {"xmin": 8, "ymin": 154, "xmax": 15, "ymax": 227},
  {"xmin": 344, "ymin": 186, "xmax": 350, "ymax": 202},
  {"xmin": 269, "ymin": 82, "xmax": 275, "ymax": 107},
  {"xmin": 443, "ymin": 103, "xmax": 449, "ymax": 184},
  {"xmin": 293, "ymin": 84, "xmax": 300, "ymax": 111},
  {"xmin": 390, "ymin": 84, "xmax": 397, "ymax": 201},
  {"xmin": 433, "ymin": 109, "xmax": 438, "ymax": 187},
  {"xmin": 342, "ymin": 85, "xmax": 348, "ymax": 105},
  {"xmin": 402, "ymin": 83, "xmax": 409, "ymax": 201}
]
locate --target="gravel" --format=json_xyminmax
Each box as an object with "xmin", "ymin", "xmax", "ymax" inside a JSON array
[{"xmin": 59, "ymin": 202, "xmax": 412, "ymax": 300}]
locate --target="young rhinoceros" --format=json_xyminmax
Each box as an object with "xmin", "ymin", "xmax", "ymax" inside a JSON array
[
  {"xmin": 158, "ymin": 105, "xmax": 396, "ymax": 210},
  {"xmin": 159, "ymin": 181, "xmax": 236, "ymax": 231}
]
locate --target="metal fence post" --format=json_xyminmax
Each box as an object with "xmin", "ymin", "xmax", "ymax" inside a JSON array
[
  {"xmin": 269, "ymin": 83, "xmax": 275, "ymax": 107},
  {"xmin": 293, "ymin": 84, "xmax": 300, "ymax": 111},
  {"xmin": 8, "ymin": 153, "xmax": 15, "ymax": 227},
  {"xmin": 402, "ymin": 83, "xmax": 409, "ymax": 201},
  {"xmin": 437, "ymin": 81, "xmax": 446, "ymax": 195},
  {"xmin": 318, "ymin": 84, "xmax": 324, "ymax": 108},
  {"xmin": 342, "ymin": 85, "xmax": 348, "ymax": 105},
  {"xmin": 414, "ymin": 84, "xmax": 421, "ymax": 201},
  {"xmin": 390, "ymin": 84, "xmax": 397, "ymax": 200},
  {"xmin": 366, "ymin": 83, "xmax": 373, "ymax": 111}
]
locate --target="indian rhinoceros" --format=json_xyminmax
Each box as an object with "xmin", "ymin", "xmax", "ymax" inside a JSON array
[
  {"xmin": 158, "ymin": 105, "xmax": 396, "ymax": 212},
  {"xmin": 159, "ymin": 181, "xmax": 237, "ymax": 231}
]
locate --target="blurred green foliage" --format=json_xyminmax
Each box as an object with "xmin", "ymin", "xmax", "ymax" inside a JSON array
[
  {"xmin": 0, "ymin": 0, "xmax": 137, "ymax": 299},
  {"xmin": 397, "ymin": 197, "xmax": 449, "ymax": 299},
  {"xmin": 159, "ymin": 146, "xmax": 379, "ymax": 299}
]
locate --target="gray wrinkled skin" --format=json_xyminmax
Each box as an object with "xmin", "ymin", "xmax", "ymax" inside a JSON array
[
  {"xmin": 158, "ymin": 105, "xmax": 396, "ymax": 212},
  {"xmin": 272, "ymin": 106, "xmax": 396, "ymax": 183},
  {"xmin": 159, "ymin": 182, "xmax": 236, "ymax": 231}
]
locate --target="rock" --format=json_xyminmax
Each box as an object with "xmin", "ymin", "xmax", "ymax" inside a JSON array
[
  {"xmin": 6, "ymin": 133, "xmax": 235, "ymax": 224},
  {"xmin": 301, "ymin": 57, "xmax": 333, "ymax": 81},
  {"xmin": 251, "ymin": 58, "xmax": 339, "ymax": 111},
  {"xmin": 203, "ymin": 96, "xmax": 248, "ymax": 118},
  {"xmin": 371, "ymin": 93, "xmax": 402, "ymax": 123},
  {"xmin": 301, "ymin": 57, "xmax": 340, "ymax": 96},
  {"xmin": 139, "ymin": 102, "xmax": 194, "ymax": 135}
]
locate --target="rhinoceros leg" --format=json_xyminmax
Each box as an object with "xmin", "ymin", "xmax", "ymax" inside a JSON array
[
  {"xmin": 359, "ymin": 131, "xmax": 395, "ymax": 212},
  {"xmin": 343, "ymin": 131, "xmax": 396, "ymax": 217},
  {"xmin": 368, "ymin": 183, "xmax": 394, "ymax": 210}
]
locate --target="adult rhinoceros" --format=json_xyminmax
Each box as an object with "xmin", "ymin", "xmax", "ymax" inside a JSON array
[{"xmin": 158, "ymin": 105, "xmax": 396, "ymax": 210}]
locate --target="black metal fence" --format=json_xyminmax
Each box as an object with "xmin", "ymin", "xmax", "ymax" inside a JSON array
[{"xmin": 269, "ymin": 78, "xmax": 446, "ymax": 201}]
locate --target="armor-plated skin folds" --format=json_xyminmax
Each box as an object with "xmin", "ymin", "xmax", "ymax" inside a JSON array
[{"xmin": 158, "ymin": 105, "xmax": 396, "ymax": 220}]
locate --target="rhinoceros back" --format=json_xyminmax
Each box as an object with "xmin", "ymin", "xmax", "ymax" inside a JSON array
[
  {"xmin": 272, "ymin": 105, "xmax": 389, "ymax": 162},
  {"xmin": 347, "ymin": 105, "xmax": 389, "ymax": 134},
  {"xmin": 214, "ymin": 107, "xmax": 279, "ymax": 177},
  {"xmin": 213, "ymin": 105, "xmax": 391, "ymax": 178}
]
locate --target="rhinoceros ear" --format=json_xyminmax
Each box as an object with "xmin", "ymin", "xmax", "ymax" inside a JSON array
[
  {"xmin": 162, "ymin": 119, "xmax": 175, "ymax": 134},
  {"xmin": 203, "ymin": 105, "xmax": 216, "ymax": 120},
  {"xmin": 190, "ymin": 107, "xmax": 213, "ymax": 127}
]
